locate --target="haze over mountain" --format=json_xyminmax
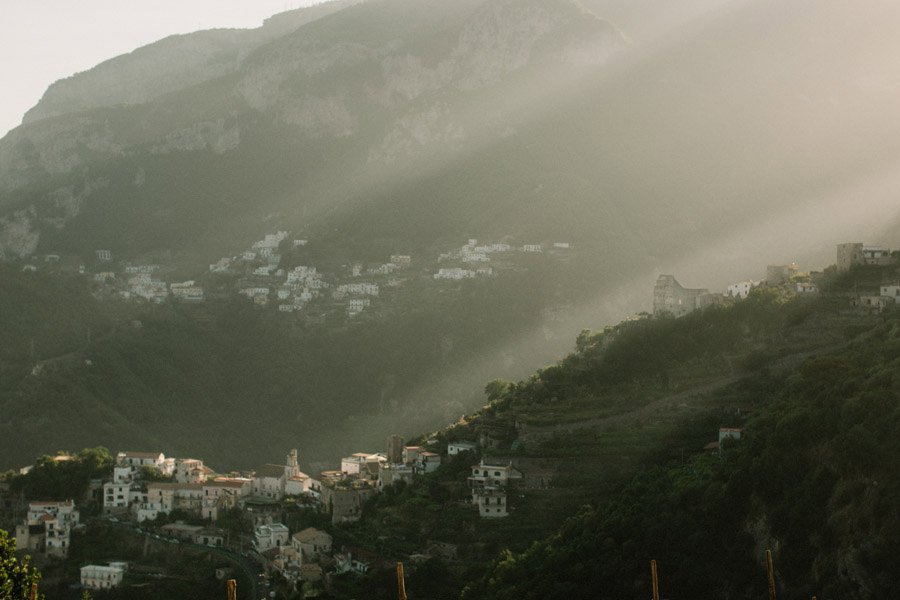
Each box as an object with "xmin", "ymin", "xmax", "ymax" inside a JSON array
[{"xmin": 2, "ymin": 0, "xmax": 900, "ymax": 469}]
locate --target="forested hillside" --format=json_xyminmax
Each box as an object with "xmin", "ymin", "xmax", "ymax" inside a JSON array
[
  {"xmin": 268, "ymin": 275, "xmax": 897, "ymax": 599},
  {"xmin": 458, "ymin": 300, "xmax": 900, "ymax": 599},
  {"xmin": 0, "ymin": 258, "xmax": 583, "ymax": 471}
]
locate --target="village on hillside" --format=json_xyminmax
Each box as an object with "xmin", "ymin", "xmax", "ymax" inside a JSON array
[
  {"xmin": 2, "ymin": 240, "xmax": 898, "ymax": 597},
  {"xmin": 0, "ymin": 432, "xmax": 520, "ymax": 596},
  {"xmin": 652, "ymin": 242, "xmax": 897, "ymax": 318},
  {"xmin": 10, "ymin": 232, "xmax": 574, "ymax": 320}
]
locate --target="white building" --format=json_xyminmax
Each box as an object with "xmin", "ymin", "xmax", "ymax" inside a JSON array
[
  {"xmin": 285, "ymin": 472, "xmax": 319, "ymax": 498},
  {"xmin": 252, "ymin": 449, "xmax": 302, "ymax": 500},
  {"xmin": 15, "ymin": 500, "xmax": 80, "ymax": 557},
  {"xmin": 103, "ymin": 482, "xmax": 139, "ymax": 511},
  {"xmin": 718, "ymin": 428, "xmax": 743, "ymax": 444},
  {"xmin": 253, "ymin": 231, "xmax": 289, "ymax": 250},
  {"xmin": 521, "ymin": 245, "xmax": 543, "ymax": 253},
  {"xmin": 201, "ymin": 480, "xmax": 250, "ymax": 521},
  {"xmin": 447, "ymin": 441, "xmax": 478, "ymax": 456},
  {"xmin": 337, "ymin": 282, "xmax": 379, "ymax": 297},
  {"xmin": 170, "ymin": 281, "xmax": 204, "ymax": 302},
  {"xmin": 81, "ymin": 563, "xmax": 127, "ymax": 590},
  {"xmin": 347, "ymin": 298, "xmax": 371, "ymax": 316},
  {"xmin": 552, "ymin": 242, "xmax": 571, "ymax": 249},
  {"xmin": 253, "ymin": 523, "xmax": 290, "ymax": 552},
  {"xmin": 418, "ymin": 452, "xmax": 442, "ymax": 474},
  {"xmin": 468, "ymin": 461, "xmax": 522, "ymax": 518},
  {"xmin": 139, "ymin": 482, "xmax": 203, "ymax": 521},
  {"xmin": 95, "ymin": 250, "xmax": 112, "ymax": 261},
  {"xmin": 390, "ymin": 255, "xmax": 412, "ymax": 267},
  {"xmin": 434, "ymin": 268, "xmax": 475, "ymax": 280},
  {"xmin": 725, "ymin": 280, "xmax": 756, "ymax": 299},
  {"xmin": 880, "ymin": 284, "xmax": 900, "ymax": 299},
  {"xmin": 174, "ymin": 458, "xmax": 208, "ymax": 483}
]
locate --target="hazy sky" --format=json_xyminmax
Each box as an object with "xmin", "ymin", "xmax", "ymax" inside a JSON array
[{"xmin": 0, "ymin": 0, "xmax": 322, "ymax": 139}]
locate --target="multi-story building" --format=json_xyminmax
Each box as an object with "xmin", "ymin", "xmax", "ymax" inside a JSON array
[
  {"xmin": 253, "ymin": 523, "xmax": 290, "ymax": 552},
  {"xmin": 81, "ymin": 563, "xmax": 127, "ymax": 590},
  {"xmin": 15, "ymin": 500, "xmax": 80, "ymax": 557},
  {"xmin": 468, "ymin": 461, "xmax": 522, "ymax": 518}
]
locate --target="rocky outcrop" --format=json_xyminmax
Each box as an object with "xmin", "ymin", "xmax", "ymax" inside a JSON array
[
  {"xmin": 0, "ymin": 178, "xmax": 107, "ymax": 258},
  {"xmin": 22, "ymin": 0, "xmax": 367, "ymax": 125},
  {"xmin": 0, "ymin": 0, "xmax": 627, "ymax": 256}
]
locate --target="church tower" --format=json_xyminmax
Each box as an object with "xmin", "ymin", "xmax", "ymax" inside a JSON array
[{"xmin": 285, "ymin": 448, "xmax": 300, "ymax": 478}]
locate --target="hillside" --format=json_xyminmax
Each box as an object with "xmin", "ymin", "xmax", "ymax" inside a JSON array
[
  {"xmin": 0, "ymin": 255, "xmax": 591, "ymax": 471},
  {"xmin": 281, "ymin": 266, "xmax": 897, "ymax": 599},
  {"xmin": 461, "ymin": 323, "xmax": 900, "ymax": 599}
]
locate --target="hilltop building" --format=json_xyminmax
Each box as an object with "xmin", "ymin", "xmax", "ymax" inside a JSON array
[
  {"xmin": 653, "ymin": 275, "xmax": 721, "ymax": 317},
  {"xmin": 837, "ymin": 243, "xmax": 893, "ymax": 271},
  {"xmin": 766, "ymin": 263, "xmax": 800, "ymax": 286},
  {"xmin": 725, "ymin": 280, "xmax": 756, "ymax": 299}
]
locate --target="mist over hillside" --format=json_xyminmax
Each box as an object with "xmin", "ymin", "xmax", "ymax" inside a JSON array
[{"xmin": 1, "ymin": 0, "xmax": 899, "ymax": 469}]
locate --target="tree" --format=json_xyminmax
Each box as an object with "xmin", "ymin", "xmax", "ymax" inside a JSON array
[
  {"xmin": 484, "ymin": 379, "xmax": 511, "ymax": 402},
  {"xmin": 0, "ymin": 529, "xmax": 45, "ymax": 600}
]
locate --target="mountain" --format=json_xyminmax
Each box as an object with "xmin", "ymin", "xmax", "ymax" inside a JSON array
[
  {"xmin": 0, "ymin": 0, "xmax": 624, "ymax": 260},
  {"xmin": 20, "ymin": 1, "xmax": 367, "ymax": 126},
  {"xmin": 2, "ymin": 0, "xmax": 900, "ymax": 470}
]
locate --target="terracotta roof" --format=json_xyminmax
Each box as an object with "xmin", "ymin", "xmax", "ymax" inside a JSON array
[
  {"xmin": 292, "ymin": 527, "xmax": 329, "ymax": 543},
  {"xmin": 204, "ymin": 481, "xmax": 246, "ymax": 489},
  {"xmin": 122, "ymin": 451, "xmax": 162, "ymax": 459},
  {"xmin": 147, "ymin": 483, "xmax": 178, "ymax": 490}
]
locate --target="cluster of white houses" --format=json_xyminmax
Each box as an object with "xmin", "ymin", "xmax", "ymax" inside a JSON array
[
  {"xmin": 433, "ymin": 239, "xmax": 570, "ymax": 279},
  {"xmin": 7, "ymin": 407, "xmax": 535, "ymax": 591},
  {"xmin": 91, "ymin": 438, "xmax": 514, "ymax": 536},
  {"xmin": 20, "ymin": 233, "xmax": 573, "ymax": 324},
  {"xmin": 13, "ymin": 500, "xmax": 80, "ymax": 558}
]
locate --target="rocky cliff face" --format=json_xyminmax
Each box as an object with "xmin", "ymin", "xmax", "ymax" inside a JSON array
[
  {"xmin": 21, "ymin": 0, "xmax": 366, "ymax": 125},
  {"xmin": 0, "ymin": 0, "xmax": 626, "ymax": 258}
]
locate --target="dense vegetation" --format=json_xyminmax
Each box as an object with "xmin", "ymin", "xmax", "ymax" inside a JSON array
[
  {"xmin": 6, "ymin": 447, "xmax": 113, "ymax": 507},
  {"xmin": 0, "ymin": 257, "xmax": 584, "ymax": 471},
  {"xmin": 262, "ymin": 282, "xmax": 894, "ymax": 600},
  {"xmin": 0, "ymin": 529, "xmax": 45, "ymax": 600},
  {"xmin": 460, "ymin": 313, "xmax": 900, "ymax": 599}
]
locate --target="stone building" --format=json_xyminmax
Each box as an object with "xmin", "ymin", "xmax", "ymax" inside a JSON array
[
  {"xmin": 837, "ymin": 243, "xmax": 893, "ymax": 271},
  {"xmin": 766, "ymin": 263, "xmax": 799, "ymax": 285},
  {"xmin": 653, "ymin": 275, "xmax": 719, "ymax": 317}
]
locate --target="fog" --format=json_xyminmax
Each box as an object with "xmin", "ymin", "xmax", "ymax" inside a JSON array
[
  {"xmin": 0, "ymin": 0, "xmax": 323, "ymax": 138},
  {"xmin": 303, "ymin": 0, "xmax": 900, "ymax": 457}
]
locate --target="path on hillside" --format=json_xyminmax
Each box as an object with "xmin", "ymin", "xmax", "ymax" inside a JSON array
[{"xmin": 523, "ymin": 340, "xmax": 850, "ymax": 439}]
